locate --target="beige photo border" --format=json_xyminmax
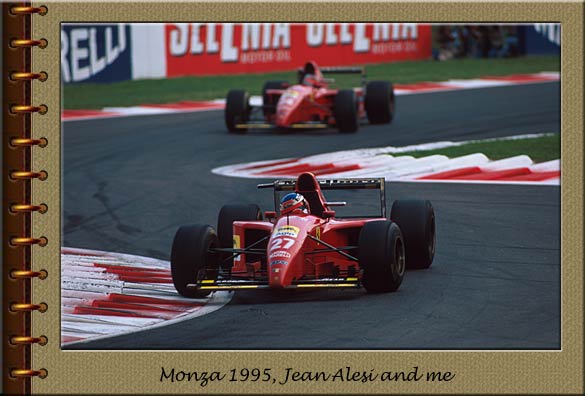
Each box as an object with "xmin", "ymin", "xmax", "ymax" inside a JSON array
[{"xmin": 31, "ymin": 1, "xmax": 583, "ymax": 394}]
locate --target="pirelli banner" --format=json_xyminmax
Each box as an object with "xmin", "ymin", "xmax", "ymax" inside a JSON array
[
  {"xmin": 165, "ymin": 23, "xmax": 433, "ymax": 76},
  {"xmin": 61, "ymin": 23, "xmax": 432, "ymax": 83}
]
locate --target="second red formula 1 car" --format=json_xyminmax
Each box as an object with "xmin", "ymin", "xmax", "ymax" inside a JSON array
[
  {"xmin": 170, "ymin": 172, "xmax": 435, "ymax": 297},
  {"xmin": 224, "ymin": 61, "xmax": 395, "ymax": 133}
]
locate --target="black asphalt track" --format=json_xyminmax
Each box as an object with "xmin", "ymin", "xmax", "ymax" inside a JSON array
[{"xmin": 63, "ymin": 82, "xmax": 560, "ymax": 349}]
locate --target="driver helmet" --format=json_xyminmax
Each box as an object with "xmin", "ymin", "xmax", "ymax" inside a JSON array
[
  {"xmin": 280, "ymin": 193, "xmax": 310, "ymax": 215},
  {"xmin": 302, "ymin": 74, "xmax": 318, "ymax": 86}
]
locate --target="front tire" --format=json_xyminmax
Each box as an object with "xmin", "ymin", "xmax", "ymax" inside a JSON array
[
  {"xmin": 365, "ymin": 81, "xmax": 395, "ymax": 124},
  {"xmin": 359, "ymin": 220, "xmax": 405, "ymax": 293},
  {"xmin": 170, "ymin": 224, "xmax": 220, "ymax": 298},
  {"xmin": 334, "ymin": 89, "xmax": 359, "ymax": 133},
  {"xmin": 225, "ymin": 89, "xmax": 250, "ymax": 133},
  {"xmin": 390, "ymin": 200, "xmax": 435, "ymax": 269}
]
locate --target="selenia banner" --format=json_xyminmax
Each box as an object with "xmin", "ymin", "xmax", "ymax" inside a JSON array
[{"xmin": 165, "ymin": 23, "xmax": 432, "ymax": 77}]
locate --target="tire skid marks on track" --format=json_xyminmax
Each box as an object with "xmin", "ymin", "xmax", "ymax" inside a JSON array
[
  {"xmin": 61, "ymin": 247, "xmax": 232, "ymax": 346},
  {"xmin": 62, "ymin": 72, "xmax": 559, "ymax": 122},
  {"xmin": 212, "ymin": 133, "xmax": 560, "ymax": 185}
]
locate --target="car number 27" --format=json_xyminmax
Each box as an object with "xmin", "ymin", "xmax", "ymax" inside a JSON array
[{"xmin": 271, "ymin": 237, "xmax": 295, "ymax": 249}]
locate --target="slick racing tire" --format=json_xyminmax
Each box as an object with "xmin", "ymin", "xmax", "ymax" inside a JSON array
[
  {"xmin": 225, "ymin": 89, "xmax": 251, "ymax": 133},
  {"xmin": 359, "ymin": 220, "xmax": 405, "ymax": 293},
  {"xmin": 217, "ymin": 204, "xmax": 263, "ymax": 270},
  {"xmin": 365, "ymin": 81, "xmax": 395, "ymax": 124},
  {"xmin": 262, "ymin": 81, "xmax": 288, "ymax": 117},
  {"xmin": 334, "ymin": 89, "xmax": 359, "ymax": 133},
  {"xmin": 170, "ymin": 224, "xmax": 220, "ymax": 298},
  {"xmin": 390, "ymin": 200, "xmax": 435, "ymax": 269}
]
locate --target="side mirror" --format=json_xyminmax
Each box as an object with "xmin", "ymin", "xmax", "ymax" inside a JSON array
[
  {"xmin": 264, "ymin": 211, "xmax": 277, "ymax": 220},
  {"xmin": 322, "ymin": 210, "xmax": 336, "ymax": 219}
]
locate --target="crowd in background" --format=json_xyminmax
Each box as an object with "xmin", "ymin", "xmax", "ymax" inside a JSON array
[{"xmin": 434, "ymin": 25, "xmax": 520, "ymax": 61}]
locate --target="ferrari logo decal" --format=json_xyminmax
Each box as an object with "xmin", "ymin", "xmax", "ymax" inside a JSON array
[{"xmin": 315, "ymin": 226, "xmax": 321, "ymax": 240}]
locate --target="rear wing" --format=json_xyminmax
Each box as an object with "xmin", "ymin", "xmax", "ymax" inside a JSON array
[
  {"xmin": 258, "ymin": 178, "xmax": 386, "ymax": 217},
  {"xmin": 320, "ymin": 66, "xmax": 365, "ymax": 75},
  {"xmin": 258, "ymin": 178, "xmax": 382, "ymax": 191},
  {"xmin": 297, "ymin": 64, "xmax": 367, "ymax": 85},
  {"xmin": 320, "ymin": 66, "xmax": 366, "ymax": 87}
]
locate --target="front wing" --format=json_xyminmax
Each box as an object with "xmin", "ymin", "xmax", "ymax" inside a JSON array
[
  {"xmin": 234, "ymin": 121, "xmax": 329, "ymax": 130},
  {"xmin": 187, "ymin": 276, "xmax": 360, "ymax": 291}
]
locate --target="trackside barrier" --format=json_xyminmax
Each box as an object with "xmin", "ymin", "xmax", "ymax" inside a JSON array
[
  {"xmin": 61, "ymin": 24, "xmax": 559, "ymax": 84},
  {"xmin": 62, "ymin": 23, "xmax": 433, "ymax": 83}
]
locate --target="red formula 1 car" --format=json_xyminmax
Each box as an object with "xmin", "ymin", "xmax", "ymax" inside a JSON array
[
  {"xmin": 170, "ymin": 172, "xmax": 435, "ymax": 297},
  {"xmin": 224, "ymin": 61, "xmax": 395, "ymax": 133}
]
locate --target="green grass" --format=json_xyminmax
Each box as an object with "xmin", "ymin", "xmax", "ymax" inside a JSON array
[
  {"xmin": 63, "ymin": 55, "xmax": 559, "ymax": 110},
  {"xmin": 395, "ymin": 134, "xmax": 560, "ymax": 163}
]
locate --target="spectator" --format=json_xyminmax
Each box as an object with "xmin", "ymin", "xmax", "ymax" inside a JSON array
[
  {"xmin": 500, "ymin": 26, "xmax": 520, "ymax": 57},
  {"xmin": 434, "ymin": 24, "xmax": 522, "ymax": 60},
  {"xmin": 488, "ymin": 26, "xmax": 503, "ymax": 57},
  {"xmin": 436, "ymin": 26, "xmax": 456, "ymax": 60},
  {"xmin": 451, "ymin": 26, "xmax": 466, "ymax": 58},
  {"xmin": 475, "ymin": 25, "xmax": 491, "ymax": 58}
]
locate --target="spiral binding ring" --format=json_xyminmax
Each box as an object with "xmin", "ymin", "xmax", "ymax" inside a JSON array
[
  {"xmin": 10, "ymin": 104, "xmax": 48, "ymax": 114},
  {"xmin": 10, "ymin": 237, "xmax": 48, "ymax": 247},
  {"xmin": 9, "ymin": 38, "xmax": 48, "ymax": 49},
  {"xmin": 9, "ymin": 170, "xmax": 48, "ymax": 181},
  {"xmin": 9, "ymin": 5, "xmax": 48, "ymax": 15},
  {"xmin": 9, "ymin": 303, "xmax": 48, "ymax": 313},
  {"xmin": 10, "ymin": 335, "xmax": 48, "ymax": 346},
  {"xmin": 10, "ymin": 269, "xmax": 48, "ymax": 280},
  {"xmin": 9, "ymin": 137, "xmax": 48, "ymax": 148},
  {"xmin": 9, "ymin": 203, "xmax": 48, "ymax": 214},
  {"xmin": 10, "ymin": 71, "xmax": 48, "ymax": 82},
  {"xmin": 10, "ymin": 368, "xmax": 48, "ymax": 379}
]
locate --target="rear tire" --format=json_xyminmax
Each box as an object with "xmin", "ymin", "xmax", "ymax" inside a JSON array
[
  {"xmin": 225, "ymin": 89, "xmax": 250, "ymax": 133},
  {"xmin": 217, "ymin": 204, "xmax": 263, "ymax": 269},
  {"xmin": 365, "ymin": 81, "xmax": 395, "ymax": 124},
  {"xmin": 334, "ymin": 89, "xmax": 359, "ymax": 133},
  {"xmin": 390, "ymin": 200, "xmax": 435, "ymax": 269},
  {"xmin": 262, "ymin": 81, "xmax": 288, "ymax": 117},
  {"xmin": 359, "ymin": 220, "xmax": 405, "ymax": 293},
  {"xmin": 170, "ymin": 224, "xmax": 220, "ymax": 298}
]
